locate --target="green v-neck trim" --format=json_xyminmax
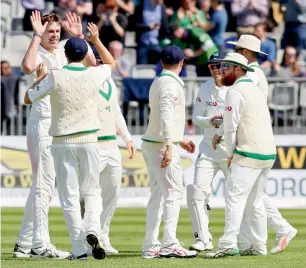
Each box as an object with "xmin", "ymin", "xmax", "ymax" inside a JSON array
[
  {"xmin": 63, "ymin": 65, "xmax": 87, "ymax": 71},
  {"xmin": 158, "ymin": 72, "xmax": 184, "ymax": 87},
  {"xmin": 248, "ymin": 62, "xmax": 260, "ymax": 69},
  {"xmin": 99, "ymin": 80, "xmax": 112, "ymax": 101}
]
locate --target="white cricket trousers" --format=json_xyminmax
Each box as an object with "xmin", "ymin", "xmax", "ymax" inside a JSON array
[
  {"xmin": 52, "ymin": 143, "xmax": 102, "ymax": 256},
  {"xmin": 98, "ymin": 145, "xmax": 122, "ymax": 242},
  {"xmin": 218, "ymin": 163, "xmax": 268, "ymax": 254},
  {"xmin": 17, "ymin": 116, "xmax": 55, "ymax": 249},
  {"xmin": 187, "ymin": 154, "xmax": 228, "ymax": 245},
  {"xmin": 142, "ymin": 143, "xmax": 184, "ymax": 251}
]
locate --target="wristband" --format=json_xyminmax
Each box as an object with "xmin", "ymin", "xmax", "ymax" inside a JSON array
[{"xmin": 33, "ymin": 32, "xmax": 41, "ymax": 38}]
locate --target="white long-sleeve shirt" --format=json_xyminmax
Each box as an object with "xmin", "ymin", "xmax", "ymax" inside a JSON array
[{"xmin": 192, "ymin": 78, "xmax": 228, "ymax": 159}]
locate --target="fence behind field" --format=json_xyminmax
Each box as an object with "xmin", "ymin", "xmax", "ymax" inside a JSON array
[{"xmin": 1, "ymin": 77, "xmax": 306, "ymax": 135}]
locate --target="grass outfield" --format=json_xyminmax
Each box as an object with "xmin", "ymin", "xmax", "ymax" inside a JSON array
[{"xmin": 1, "ymin": 208, "xmax": 305, "ymax": 268}]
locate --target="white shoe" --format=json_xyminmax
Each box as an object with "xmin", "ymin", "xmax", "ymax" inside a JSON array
[
  {"xmin": 13, "ymin": 243, "xmax": 31, "ymax": 258},
  {"xmin": 30, "ymin": 244, "xmax": 70, "ymax": 259},
  {"xmin": 270, "ymin": 227, "xmax": 297, "ymax": 254},
  {"xmin": 101, "ymin": 237, "xmax": 119, "ymax": 255},
  {"xmin": 189, "ymin": 240, "xmax": 214, "ymax": 251},
  {"xmin": 205, "ymin": 247, "xmax": 239, "ymax": 258},
  {"xmin": 142, "ymin": 245, "xmax": 161, "ymax": 259},
  {"xmin": 66, "ymin": 253, "xmax": 88, "ymax": 260},
  {"xmin": 159, "ymin": 243, "xmax": 198, "ymax": 258}
]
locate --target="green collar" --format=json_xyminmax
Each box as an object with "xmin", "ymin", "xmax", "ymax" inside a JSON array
[
  {"xmin": 158, "ymin": 72, "xmax": 184, "ymax": 88},
  {"xmin": 234, "ymin": 77, "xmax": 253, "ymax": 85},
  {"xmin": 63, "ymin": 65, "xmax": 87, "ymax": 71},
  {"xmin": 99, "ymin": 80, "xmax": 112, "ymax": 101},
  {"xmin": 248, "ymin": 62, "xmax": 260, "ymax": 69}
]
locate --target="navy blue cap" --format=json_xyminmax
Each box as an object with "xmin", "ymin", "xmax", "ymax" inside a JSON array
[
  {"xmin": 161, "ymin": 45, "xmax": 186, "ymax": 64},
  {"xmin": 64, "ymin": 37, "xmax": 88, "ymax": 62},
  {"xmin": 206, "ymin": 51, "xmax": 226, "ymax": 64}
]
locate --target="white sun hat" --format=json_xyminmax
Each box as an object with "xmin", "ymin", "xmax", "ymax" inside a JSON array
[
  {"xmin": 216, "ymin": 53, "xmax": 255, "ymax": 72},
  {"xmin": 227, "ymin": 35, "xmax": 268, "ymax": 55}
]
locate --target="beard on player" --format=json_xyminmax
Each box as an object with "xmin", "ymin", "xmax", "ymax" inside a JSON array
[{"xmin": 221, "ymin": 69, "xmax": 237, "ymax": 86}]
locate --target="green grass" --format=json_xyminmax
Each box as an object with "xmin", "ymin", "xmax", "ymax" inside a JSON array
[{"xmin": 1, "ymin": 208, "xmax": 305, "ymax": 267}]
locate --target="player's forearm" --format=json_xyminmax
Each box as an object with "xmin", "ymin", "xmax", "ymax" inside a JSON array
[
  {"xmin": 92, "ymin": 38, "xmax": 116, "ymax": 70},
  {"xmin": 224, "ymin": 131, "xmax": 237, "ymax": 157},
  {"xmin": 160, "ymin": 102, "xmax": 174, "ymax": 146},
  {"xmin": 115, "ymin": 109, "xmax": 132, "ymax": 143},
  {"xmin": 22, "ymin": 36, "xmax": 41, "ymax": 74},
  {"xmin": 192, "ymin": 115, "xmax": 213, "ymax": 128}
]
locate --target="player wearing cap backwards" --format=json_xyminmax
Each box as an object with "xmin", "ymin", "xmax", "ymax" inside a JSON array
[
  {"xmin": 141, "ymin": 45, "xmax": 197, "ymax": 259},
  {"xmin": 14, "ymin": 11, "xmax": 95, "ymax": 259},
  {"xmin": 213, "ymin": 35, "xmax": 297, "ymax": 255},
  {"xmin": 187, "ymin": 52, "xmax": 229, "ymax": 252},
  {"xmin": 206, "ymin": 53, "xmax": 276, "ymax": 258},
  {"xmin": 80, "ymin": 23, "xmax": 136, "ymax": 256},
  {"xmin": 24, "ymin": 31, "xmax": 116, "ymax": 260}
]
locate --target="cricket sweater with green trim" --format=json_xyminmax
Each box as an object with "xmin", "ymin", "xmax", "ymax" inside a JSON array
[
  {"xmin": 142, "ymin": 70, "xmax": 186, "ymax": 150},
  {"xmin": 97, "ymin": 78, "xmax": 132, "ymax": 149},
  {"xmin": 50, "ymin": 63, "xmax": 104, "ymax": 144},
  {"xmin": 247, "ymin": 61, "xmax": 269, "ymax": 101},
  {"xmin": 224, "ymin": 76, "xmax": 276, "ymax": 168}
]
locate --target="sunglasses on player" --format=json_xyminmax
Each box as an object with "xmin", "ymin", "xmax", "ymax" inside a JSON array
[
  {"xmin": 209, "ymin": 64, "xmax": 221, "ymax": 70},
  {"xmin": 221, "ymin": 63, "xmax": 235, "ymax": 70}
]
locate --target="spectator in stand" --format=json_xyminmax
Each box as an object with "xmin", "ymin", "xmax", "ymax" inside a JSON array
[
  {"xmin": 170, "ymin": 0, "xmax": 207, "ymax": 29},
  {"xmin": 134, "ymin": 0, "xmax": 169, "ymax": 64},
  {"xmin": 253, "ymin": 22, "xmax": 277, "ymax": 69},
  {"xmin": 200, "ymin": 0, "xmax": 211, "ymax": 20},
  {"xmin": 1, "ymin": 61, "xmax": 19, "ymax": 134},
  {"xmin": 274, "ymin": 46, "xmax": 304, "ymax": 78},
  {"xmin": 117, "ymin": 0, "xmax": 135, "ymax": 15},
  {"xmin": 53, "ymin": 0, "xmax": 93, "ymax": 38},
  {"xmin": 280, "ymin": 0, "xmax": 306, "ymax": 50},
  {"xmin": 22, "ymin": 0, "xmax": 45, "ymax": 31},
  {"xmin": 163, "ymin": 0, "xmax": 182, "ymax": 17},
  {"xmin": 197, "ymin": 0, "xmax": 228, "ymax": 52},
  {"xmin": 231, "ymin": 0, "xmax": 269, "ymax": 33},
  {"xmin": 109, "ymin": 40, "xmax": 132, "ymax": 77},
  {"xmin": 171, "ymin": 25, "xmax": 218, "ymax": 76},
  {"xmin": 95, "ymin": 0, "xmax": 128, "ymax": 49}
]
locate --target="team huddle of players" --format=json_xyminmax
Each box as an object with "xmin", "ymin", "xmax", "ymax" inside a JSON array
[{"xmin": 12, "ymin": 11, "xmax": 296, "ymax": 261}]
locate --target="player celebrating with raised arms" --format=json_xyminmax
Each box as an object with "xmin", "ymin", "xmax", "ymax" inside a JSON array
[
  {"xmin": 14, "ymin": 11, "xmax": 94, "ymax": 259},
  {"xmin": 24, "ymin": 22, "xmax": 116, "ymax": 260}
]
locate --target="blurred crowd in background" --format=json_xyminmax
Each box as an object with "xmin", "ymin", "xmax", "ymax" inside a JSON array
[
  {"xmin": 1, "ymin": 0, "xmax": 306, "ymax": 134},
  {"xmin": 2, "ymin": 0, "xmax": 306, "ymax": 78}
]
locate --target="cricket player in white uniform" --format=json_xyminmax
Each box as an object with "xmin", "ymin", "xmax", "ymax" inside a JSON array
[
  {"xmin": 213, "ymin": 35, "xmax": 297, "ymax": 254},
  {"xmin": 207, "ymin": 53, "xmax": 276, "ymax": 258},
  {"xmin": 24, "ymin": 32, "xmax": 116, "ymax": 260},
  {"xmin": 80, "ymin": 36, "xmax": 136, "ymax": 255},
  {"xmin": 141, "ymin": 45, "xmax": 197, "ymax": 259},
  {"xmin": 13, "ymin": 11, "xmax": 95, "ymax": 259},
  {"xmin": 187, "ymin": 52, "xmax": 229, "ymax": 252}
]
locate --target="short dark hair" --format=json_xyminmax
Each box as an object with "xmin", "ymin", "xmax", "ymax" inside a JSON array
[{"xmin": 64, "ymin": 51, "xmax": 87, "ymax": 62}]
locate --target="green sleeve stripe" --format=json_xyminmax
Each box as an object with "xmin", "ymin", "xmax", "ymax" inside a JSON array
[
  {"xmin": 98, "ymin": 135, "xmax": 116, "ymax": 141},
  {"xmin": 235, "ymin": 149, "xmax": 276, "ymax": 160}
]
